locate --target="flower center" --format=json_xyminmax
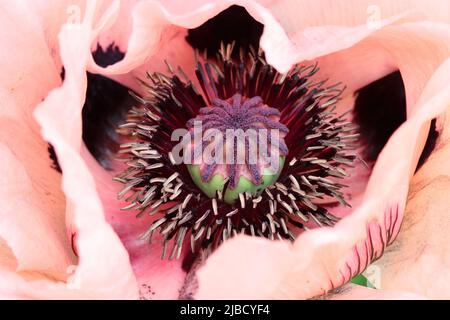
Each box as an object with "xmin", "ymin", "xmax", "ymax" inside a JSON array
[
  {"xmin": 186, "ymin": 93, "xmax": 288, "ymax": 204},
  {"xmin": 115, "ymin": 43, "xmax": 358, "ymax": 260}
]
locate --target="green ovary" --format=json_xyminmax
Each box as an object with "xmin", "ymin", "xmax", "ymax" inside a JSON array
[{"xmin": 187, "ymin": 157, "xmax": 285, "ymax": 204}]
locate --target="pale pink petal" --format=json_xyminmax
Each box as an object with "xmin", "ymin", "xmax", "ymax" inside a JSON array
[
  {"xmin": 0, "ymin": 1, "xmax": 72, "ymax": 281},
  {"xmin": 81, "ymin": 146, "xmax": 186, "ymax": 299},
  {"xmin": 374, "ymin": 60, "xmax": 450, "ymax": 299},
  {"xmin": 83, "ymin": 0, "xmax": 303, "ymax": 76},
  {"xmin": 27, "ymin": 0, "xmax": 130, "ymax": 71},
  {"xmin": 314, "ymin": 22, "xmax": 450, "ymax": 219},
  {"xmin": 0, "ymin": 1, "xmax": 139, "ymax": 299},
  {"xmin": 25, "ymin": 0, "xmax": 87, "ymax": 71},
  {"xmin": 86, "ymin": 0, "xmax": 233, "ymax": 91},
  {"xmin": 261, "ymin": 0, "xmax": 450, "ymax": 72},
  {"xmin": 0, "ymin": 240, "xmax": 17, "ymax": 274},
  {"xmin": 117, "ymin": 0, "xmax": 448, "ymax": 75}
]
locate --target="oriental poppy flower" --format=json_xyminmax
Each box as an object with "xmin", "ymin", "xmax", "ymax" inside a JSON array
[{"xmin": 0, "ymin": 0, "xmax": 450, "ymax": 300}]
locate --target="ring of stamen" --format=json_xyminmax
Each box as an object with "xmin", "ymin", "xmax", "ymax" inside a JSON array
[{"xmin": 115, "ymin": 44, "xmax": 358, "ymax": 260}]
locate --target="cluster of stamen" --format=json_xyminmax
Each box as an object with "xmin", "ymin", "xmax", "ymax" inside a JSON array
[{"xmin": 115, "ymin": 44, "xmax": 358, "ymax": 260}]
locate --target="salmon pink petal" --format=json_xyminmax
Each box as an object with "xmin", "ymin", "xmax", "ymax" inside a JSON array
[
  {"xmin": 81, "ymin": 147, "xmax": 186, "ymax": 299},
  {"xmin": 374, "ymin": 59, "xmax": 450, "ymax": 299},
  {"xmin": 27, "ymin": 0, "xmax": 131, "ymax": 70},
  {"xmin": 13, "ymin": 1, "xmax": 138, "ymax": 299},
  {"xmin": 83, "ymin": 0, "xmax": 303, "ymax": 77},
  {"xmin": 31, "ymin": 0, "xmax": 191, "ymax": 300},
  {"xmin": 26, "ymin": 0, "xmax": 87, "ymax": 68},
  {"xmin": 311, "ymin": 22, "xmax": 450, "ymax": 219},
  {"xmin": 0, "ymin": 0, "xmax": 137, "ymax": 299},
  {"xmin": 86, "ymin": 0, "xmax": 232, "ymax": 91},
  {"xmin": 0, "ymin": 0, "xmax": 72, "ymax": 281},
  {"xmin": 261, "ymin": 0, "xmax": 450, "ymax": 72}
]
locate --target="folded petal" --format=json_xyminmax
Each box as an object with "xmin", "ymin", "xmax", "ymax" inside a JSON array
[
  {"xmin": 375, "ymin": 58, "xmax": 450, "ymax": 299},
  {"xmin": 261, "ymin": 0, "xmax": 450, "ymax": 72},
  {"xmin": 0, "ymin": 1, "xmax": 140, "ymax": 299},
  {"xmin": 0, "ymin": 0, "xmax": 72, "ymax": 281},
  {"xmin": 81, "ymin": 146, "xmax": 186, "ymax": 299}
]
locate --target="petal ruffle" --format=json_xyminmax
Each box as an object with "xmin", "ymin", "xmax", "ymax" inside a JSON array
[
  {"xmin": 0, "ymin": 1, "xmax": 72, "ymax": 281},
  {"xmin": 81, "ymin": 146, "xmax": 186, "ymax": 299},
  {"xmin": 261, "ymin": 0, "xmax": 450, "ymax": 72},
  {"xmin": 375, "ymin": 59, "xmax": 450, "ymax": 299},
  {"xmin": 0, "ymin": 1, "xmax": 138, "ymax": 299}
]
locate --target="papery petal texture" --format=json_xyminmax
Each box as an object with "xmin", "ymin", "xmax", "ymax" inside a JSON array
[
  {"xmin": 0, "ymin": 1, "xmax": 138, "ymax": 299},
  {"xmin": 0, "ymin": 0, "xmax": 73, "ymax": 283},
  {"xmin": 1, "ymin": 0, "xmax": 450, "ymax": 300},
  {"xmin": 376, "ymin": 59, "xmax": 450, "ymax": 299}
]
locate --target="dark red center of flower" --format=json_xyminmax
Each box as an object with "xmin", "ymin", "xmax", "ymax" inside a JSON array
[{"xmin": 115, "ymin": 44, "xmax": 358, "ymax": 260}]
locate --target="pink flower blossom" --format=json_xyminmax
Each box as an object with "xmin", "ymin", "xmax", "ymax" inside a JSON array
[{"xmin": 0, "ymin": 0, "xmax": 450, "ymax": 299}]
